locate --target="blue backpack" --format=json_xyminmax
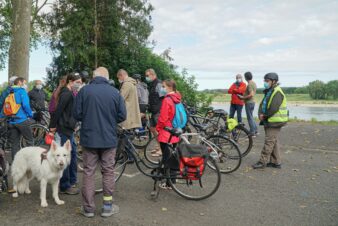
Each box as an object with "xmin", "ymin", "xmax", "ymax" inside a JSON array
[{"xmin": 168, "ymin": 96, "xmax": 187, "ymax": 129}]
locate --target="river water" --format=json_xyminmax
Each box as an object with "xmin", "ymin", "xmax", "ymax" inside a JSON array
[{"xmin": 211, "ymin": 103, "xmax": 338, "ymax": 121}]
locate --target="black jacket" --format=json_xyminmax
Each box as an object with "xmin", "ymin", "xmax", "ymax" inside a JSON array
[
  {"xmin": 28, "ymin": 88, "xmax": 46, "ymax": 110},
  {"xmin": 49, "ymin": 87, "xmax": 77, "ymax": 137},
  {"xmin": 73, "ymin": 77, "xmax": 127, "ymax": 149},
  {"xmin": 148, "ymin": 79, "xmax": 162, "ymax": 114}
]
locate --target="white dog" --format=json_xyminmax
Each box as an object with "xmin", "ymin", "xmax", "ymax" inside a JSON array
[{"xmin": 11, "ymin": 140, "xmax": 71, "ymax": 207}]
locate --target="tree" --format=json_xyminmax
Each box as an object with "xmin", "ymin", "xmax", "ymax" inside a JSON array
[
  {"xmin": 308, "ymin": 80, "xmax": 327, "ymax": 100},
  {"xmin": 1, "ymin": 0, "xmax": 49, "ymax": 80},
  {"xmin": 326, "ymin": 80, "xmax": 338, "ymax": 100},
  {"xmin": 8, "ymin": 0, "xmax": 33, "ymax": 81}
]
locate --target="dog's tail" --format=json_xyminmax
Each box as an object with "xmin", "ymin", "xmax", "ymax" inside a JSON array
[{"xmin": 11, "ymin": 153, "xmax": 28, "ymax": 194}]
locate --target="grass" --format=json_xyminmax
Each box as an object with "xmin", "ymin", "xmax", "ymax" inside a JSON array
[{"xmin": 211, "ymin": 93, "xmax": 338, "ymax": 105}]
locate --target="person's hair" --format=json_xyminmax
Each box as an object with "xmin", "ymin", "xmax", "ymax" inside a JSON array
[
  {"xmin": 145, "ymin": 68, "xmax": 156, "ymax": 76},
  {"xmin": 93, "ymin": 67, "xmax": 109, "ymax": 79},
  {"xmin": 13, "ymin": 77, "xmax": 25, "ymax": 85},
  {"xmin": 66, "ymin": 73, "xmax": 81, "ymax": 85},
  {"xmin": 244, "ymin": 72, "xmax": 253, "ymax": 81},
  {"xmin": 164, "ymin": 79, "xmax": 177, "ymax": 92},
  {"xmin": 117, "ymin": 69, "xmax": 128, "ymax": 77},
  {"xmin": 54, "ymin": 75, "xmax": 67, "ymax": 106}
]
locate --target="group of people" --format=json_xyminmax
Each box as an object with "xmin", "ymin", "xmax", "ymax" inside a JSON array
[
  {"xmin": 227, "ymin": 72, "xmax": 288, "ymax": 169},
  {"xmin": 0, "ymin": 68, "xmax": 288, "ymax": 217}
]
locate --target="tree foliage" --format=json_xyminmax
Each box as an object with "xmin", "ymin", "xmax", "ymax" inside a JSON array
[{"xmin": 44, "ymin": 0, "xmax": 210, "ymax": 106}]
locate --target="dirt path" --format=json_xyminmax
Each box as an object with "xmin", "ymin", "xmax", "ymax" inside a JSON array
[{"xmin": 0, "ymin": 123, "xmax": 337, "ymax": 226}]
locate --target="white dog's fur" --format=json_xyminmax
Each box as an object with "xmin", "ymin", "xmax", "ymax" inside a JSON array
[{"xmin": 11, "ymin": 140, "xmax": 71, "ymax": 207}]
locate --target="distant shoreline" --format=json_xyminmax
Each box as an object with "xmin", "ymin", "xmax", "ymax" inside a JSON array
[{"xmin": 211, "ymin": 101, "xmax": 338, "ymax": 108}]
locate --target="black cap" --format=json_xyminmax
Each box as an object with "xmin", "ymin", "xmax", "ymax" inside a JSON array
[{"xmin": 264, "ymin": 72, "xmax": 279, "ymax": 81}]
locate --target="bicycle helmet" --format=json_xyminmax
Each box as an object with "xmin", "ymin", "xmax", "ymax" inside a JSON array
[
  {"xmin": 264, "ymin": 73, "xmax": 279, "ymax": 81},
  {"xmin": 132, "ymin": 74, "xmax": 142, "ymax": 80}
]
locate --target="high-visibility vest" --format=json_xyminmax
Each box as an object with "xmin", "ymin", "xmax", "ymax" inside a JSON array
[{"xmin": 267, "ymin": 86, "xmax": 288, "ymax": 123}]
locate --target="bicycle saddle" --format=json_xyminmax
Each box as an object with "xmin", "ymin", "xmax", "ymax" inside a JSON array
[
  {"xmin": 213, "ymin": 109, "xmax": 228, "ymax": 115},
  {"xmin": 164, "ymin": 127, "xmax": 183, "ymax": 136}
]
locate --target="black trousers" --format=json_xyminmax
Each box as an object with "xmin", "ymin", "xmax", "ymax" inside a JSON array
[{"xmin": 9, "ymin": 119, "xmax": 34, "ymax": 160}]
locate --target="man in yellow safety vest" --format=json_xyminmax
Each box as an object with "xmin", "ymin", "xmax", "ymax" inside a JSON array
[{"xmin": 252, "ymin": 73, "xmax": 288, "ymax": 169}]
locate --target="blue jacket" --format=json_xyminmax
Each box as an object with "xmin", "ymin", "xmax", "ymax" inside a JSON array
[
  {"xmin": 0, "ymin": 86, "xmax": 33, "ymax": 124},
  {"xmin": 73, "ymin": 77, "xmax": 127, "ymax": 149}
]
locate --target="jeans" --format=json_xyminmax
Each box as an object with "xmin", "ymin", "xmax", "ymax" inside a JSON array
[
  {"xmin": 59, "ymin": 133, "xmax": 77, "ymax": 191},
  {"xmin": 82, "ymin": 147, "xmax": 116, "ymax": 213},
  {"xmin": 9, "ymin": 119, "xmax": 34, "ymax": 160},
  {"xmin": 245, "ymin": 103, "xmax": 257, "ymax": 134},
  {"xmin": 229, "ymin": 104, "xmax": 243, "ymax": 123}
]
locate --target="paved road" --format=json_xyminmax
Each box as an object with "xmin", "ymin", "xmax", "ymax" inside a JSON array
[{"xmin": 0, "ymin": 123, "xmax": 337, "ymax": 226}]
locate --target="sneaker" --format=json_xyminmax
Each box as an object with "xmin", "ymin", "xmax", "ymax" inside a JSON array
[
  {"xmin": 158, "ymin": 182, "xmax": 172, "ymax": 190},
  {"xmin": 80, "ymin": 207, "xmax": 95, "ymax": 218},
  {"xmin": 101, "ymin": 204, "xmax": 119, "ymax": 217},
  {"xmin": 60, "ymin": 187, "xmax": 80, "ymax": 195},
  {"xmin": 266, "ymin": 162, "xmax": 282, "ymax": 169},
  {"xmin": 252, "ymin": 162, "xmax": 266, "ymax": 169}
]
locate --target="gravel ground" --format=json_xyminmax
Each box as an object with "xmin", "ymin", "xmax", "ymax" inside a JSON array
[{"xmin": 0, "ymin": 122, "xmax": 337, "ymax": 226}]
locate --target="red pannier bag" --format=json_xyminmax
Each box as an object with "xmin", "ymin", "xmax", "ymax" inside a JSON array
[{"xmin": 178, "ymin": 143, "xmax": 209, "ymax": 180}]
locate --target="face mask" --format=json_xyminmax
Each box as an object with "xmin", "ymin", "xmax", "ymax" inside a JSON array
[
  {"xmin": 118, "ymin": 79, "xmax": 123, "ymax": 84},
  {"xmin": 145, "ymin": 77, "xmax": 152, "ymax": 83},
  {"xmin": 236, "ymin": 79, "xmax": 242, "ymax": 83},
  {"xmin": 36, "ymin": 85, "xmax": 43, "ymax": 90},
  {"xmin": 22, "ymin": 84, "xmax": 28, "ymax": 90},
  {"xmin": 264, "ymin": 81, "xmax": 270, "ymax": 89},
  {"xmin": 72, "ymin": 83, "xmax": 82, "ymax": 91},
  {"xmin": 160, "ymin": 87, "xmax": 167, "ymax": 96}
]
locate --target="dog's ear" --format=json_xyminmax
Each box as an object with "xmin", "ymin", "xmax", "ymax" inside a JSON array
[
  {"xmin": 51, "ymin": 140, "xmax": 58, "ymax": 152},
  {"xmin": 64, "ymin": 140, "xmax": 72, "ymax": 152}
]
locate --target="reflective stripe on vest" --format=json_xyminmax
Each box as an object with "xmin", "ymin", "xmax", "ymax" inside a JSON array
[{"xmin": 267, "ymin": 86, "xmax": 288, "ymax": 123}]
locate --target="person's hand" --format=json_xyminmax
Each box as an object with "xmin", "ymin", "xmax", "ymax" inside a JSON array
[
  {"xmin": 49, "ymin": 128, "xmax": 56, "ymax": 133},
  {"xmin": 259, "ymin": 114, "xmax": 265, "ymax": 121}
]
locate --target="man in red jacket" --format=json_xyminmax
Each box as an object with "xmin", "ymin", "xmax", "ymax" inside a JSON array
[{"xmin": 228, "ymin": 74, "xmax": 247, "ymax": 123}]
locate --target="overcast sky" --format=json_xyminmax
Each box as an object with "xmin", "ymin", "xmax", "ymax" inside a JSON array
[{"xmin": 1, "ymin": 0, "xmax": 338, "ymax": 90}]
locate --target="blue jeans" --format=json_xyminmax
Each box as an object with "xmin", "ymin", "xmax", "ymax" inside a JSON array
[
  {"xmin": 229, "ymin": 104, "xmax": 243, "ymax": 123},
  {"xmin": 245, "ymin": 103, "xmax": 257, "ymax": 134},
  {"xmin": 59, "ymin": 133, "xmax": 77, "ymax": 191}
]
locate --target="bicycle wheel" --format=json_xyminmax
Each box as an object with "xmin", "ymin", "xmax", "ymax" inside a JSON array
[
  {"xmin": 20, "ymin": 123, "xmax": 48, "ymax": 148},
  {"xmin": 168, "ymin": 157, "xmax": 221, "ymax": 200},
  {"xmin": 131, "ymin": 127, "xmax": 152, "ymax": 149},
  {"xmin": 114, "ymin": 150, "xmax": 128, "ymax": 183},
  {"xmin": 229, "ymin": 124, "xmax": 253, "ymax": 157},
  {"xmin": 205, "ymin": 135, "xmax": 241, "ymax": 174},
  {"xmin": 144, "ymin": 135, "xmax": 161, "ymax": 165}
]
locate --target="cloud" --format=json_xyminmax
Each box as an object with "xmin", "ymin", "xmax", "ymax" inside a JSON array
[{"xmin": 149, "ymin": 0, "xmax": 338, "ymax": 87}]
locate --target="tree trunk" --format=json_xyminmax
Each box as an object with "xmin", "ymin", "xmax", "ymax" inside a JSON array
[{"xmin": 8, "ymin": 0, "xmax": 32, "ymax": 81}]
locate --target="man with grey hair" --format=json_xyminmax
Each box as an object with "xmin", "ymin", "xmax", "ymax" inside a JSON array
[
  {"xmin": 0, "ymin": 76, "xmax": 19, "ymax": 110},
  {"xmin": 28, "ymin": 80, "xmax": 47, "ymax": 111},
  {"xmin": 73, "ymin": 66, "xmax": 127, "ymax": 218}
]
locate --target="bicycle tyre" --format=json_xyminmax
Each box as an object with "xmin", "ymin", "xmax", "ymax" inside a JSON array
[
  {"xmin": 20, "ymin": 123, "xmax": 48, "ymax": 148},
  {"xmin": 131, "ymin": 127, "xmax": 152, "ymax": 149},
  {"xmin": 144, "ymin": 135, "xmax": 161, "ymax": 165},
  {"xmin": 168, "ymin": 157, "xmax": 221, "ymax": 200},
  {"xmin": 205, "ymin": 135, "xmax": 242, "ymax": 174},
  {"xmin": 229, "ymin": 124, "xmax": 253, "ymax": 157},
  {"xmin": 114, "ymin": 150, "xmax": 128, "ymax": 183}
]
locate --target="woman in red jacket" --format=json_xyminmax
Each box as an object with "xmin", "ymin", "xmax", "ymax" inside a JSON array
[
  {"xmin": 228, "ymin": 74, "xmax": 247, "ymax": 123},
  {"xmin": 156, "ymin": 79, "xmax": 181, "ymax": 189}
]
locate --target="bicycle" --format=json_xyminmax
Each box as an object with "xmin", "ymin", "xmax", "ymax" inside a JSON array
[
  {"xmin": 20, "ymin": 122, "xmax": 49, "ymax": 148},
  {"xmin": 145, "ymin": 123, "xmax": 242, "ymax": 174},
  {"xmin": 0, "ymin": 117, "xmax": 11, "ymax": 193},
  {"xmin": 186, "ymin": 106, "xmax": 253, "ymax": 157},
  {"xmin": 114, "ymin": 127, "xmax": 221, "ymax": 200},
  {"xmin": 131, "ymin": 110, "xmax": 152, "ymax": 149}
]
